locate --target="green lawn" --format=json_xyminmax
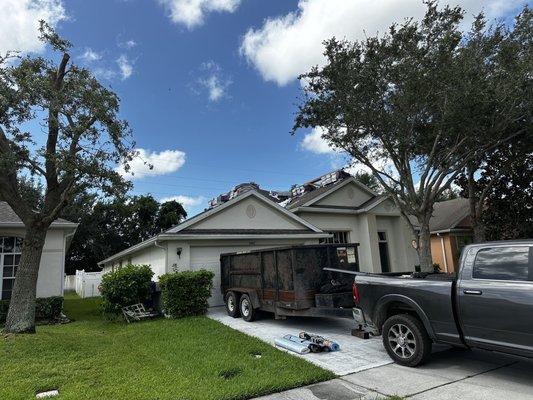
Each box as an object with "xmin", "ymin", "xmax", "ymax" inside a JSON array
[{"xmin": 0, "ymin": 293, "xmax": 334, "ymax": 400}]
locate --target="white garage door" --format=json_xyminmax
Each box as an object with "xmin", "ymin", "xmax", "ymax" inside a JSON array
[{"xmin": 189, "ymin": 245, "xmax": 265, "ymax": 306}]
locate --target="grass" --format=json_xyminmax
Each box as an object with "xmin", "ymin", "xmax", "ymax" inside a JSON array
[{"xmin": 0, "ymin": 293, "xmax": 334, "ymax": 400}]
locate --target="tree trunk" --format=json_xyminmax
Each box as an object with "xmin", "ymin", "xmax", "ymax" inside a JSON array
[
  {"xmin": 3, "ymin": 225, "xmax": 48, "ymax": 334},
  {"xmin": 471, "ymin": 206, "xmax": 486, "ymax": 243},
  {"xmin": 467, "ymin": 164, "xmax": 485, "ymax": 243},
  {"xmin": 417, "ymin": 221, "xmax": 433, "ymax": 272}
]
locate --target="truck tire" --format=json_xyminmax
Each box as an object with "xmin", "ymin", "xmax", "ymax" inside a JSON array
[
  {"xmin": 382, "ymin": 314, "xmax": 432, "ymax": 367},
  {"xmin": 239, "ymin": 294, "xmax": 256, "ymax": 322},
  {"xmin": 225, "ymin": 291, "xmax": 240, "ymax": 318}
]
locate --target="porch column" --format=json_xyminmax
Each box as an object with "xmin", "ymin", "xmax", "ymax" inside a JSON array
[{"xmin": 357, "ymin": 214, "xmax": 381, "ymax": 272}]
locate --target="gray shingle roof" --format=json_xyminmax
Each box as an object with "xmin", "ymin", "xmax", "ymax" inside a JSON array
[
  {"xmin": 429, "ymin": 198, "xmax": 471, "ymax": 232},
  {"xmin": 0, "ymin": 201, "xmax": 76, "ymax": 227}
]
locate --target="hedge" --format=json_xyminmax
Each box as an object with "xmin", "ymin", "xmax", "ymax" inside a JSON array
[
  {"xmin": 0, "ymin": 296, "xmax": 64, "ymax": 324},
  {"xmin": 159, "ymin": 270, "xmax": 214, "ymax": 318},
  {"xmin": 100, "ymin": 264, "xmax": 154, "ymax": 315}
]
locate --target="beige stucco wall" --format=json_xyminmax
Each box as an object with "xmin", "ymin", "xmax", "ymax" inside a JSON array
[
  {"xmin": 0, "ymin": 227, "xmax": 70, "ymax": 298},
  {"xmin": 102, "ymin": 244, "xmax": 166, "ymax": 279},
  {"xmin": 313, "ymin": 182, "xmax": 373, "ymax": 207},
  {"xmin": 295, "ymin": 211, "xmax": 417, "ymax": 273},
  {"xmin": 102, "ymin": 237, "xmax": 319, "ymax": 306},
  {"xmin": 190, "ymin": 197, "xmax": 307, "ymax": 230}
]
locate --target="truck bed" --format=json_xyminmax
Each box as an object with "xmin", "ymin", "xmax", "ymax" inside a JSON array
[{"xmin": 355, "ymin": 272, "xmax": 463, "ymax": 346}]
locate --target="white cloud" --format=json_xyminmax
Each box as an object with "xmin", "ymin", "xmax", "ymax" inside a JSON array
[
  {"xmin": 118, "ymin": 148, "xmax": 186, "ymax": 179},
  {"xmin": 300, "ymin": 127, "xmax": 337, "ymax": 154},
  {"xmin": 158, "ymin": 0, "xmax": 241, "ymax": 29},
  {"xmin": 240, "ymin": 0, "xmax": 524, "ymax": 86},
  {"xmin": 0, "ymin": 0, "xmax": 67, "ymax": 55},
  {"xmin": 197, "ymin": 61, "xmax": 231, "ymax": 102},
  {"xmin": 93, "ymin": 67, "xmax": 116, "ymax": 80},
  {"xmin": 79, "ymin": 48, "xmax": 102, "ymax": 62},
  {"xmin": 199, "ymin": 75, "xmax": 229, "ymax": 101},
  {"xmin": 159, "ymin": 195, "xmax": 206, "ymax": 210},
  {"xmin": 122, "ymin": 39, "xmax": 137, "ymax": 49},
  {"xmin": 116, "ymin": 54, "xmax": 133, "ymax": 80}
]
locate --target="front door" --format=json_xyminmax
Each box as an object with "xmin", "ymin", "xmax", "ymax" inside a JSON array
[
  {"xmin": 378, "ymin": 231, "xmax": 390, "ymax": 273},
  {"xmin": 458, "ymin": 245, "xmax": 533, "ymax": 356}
]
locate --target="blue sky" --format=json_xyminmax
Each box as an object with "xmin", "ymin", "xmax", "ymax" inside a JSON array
[{"xmin": 1, "ymin": 0, "xmax": 528, "ymax": 215}]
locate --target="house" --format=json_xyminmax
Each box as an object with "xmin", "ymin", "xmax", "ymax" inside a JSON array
[
  {"xmin": 429, "ymin": 198, "xmax": 473, "ymax": 273},
  {"xmin": 99, "ymin": 171, "xmax": 419, "ymax": 305},
  {"xmin": 0, "ymin": 201, "xmax": 78, "ymax": 300}
]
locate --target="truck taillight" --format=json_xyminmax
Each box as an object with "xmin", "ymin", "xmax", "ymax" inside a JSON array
[{"xmin": 352, "ymin": 282, "xmax": 360, "ymax": 304}]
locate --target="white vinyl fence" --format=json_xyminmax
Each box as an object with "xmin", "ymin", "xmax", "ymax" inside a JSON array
[{"xmin": 64, "ymin": 270, "xmax": 104, "ymax": 298}]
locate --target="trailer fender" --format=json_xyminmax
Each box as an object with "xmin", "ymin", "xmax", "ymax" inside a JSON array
[{"xmin": 375, "ymin": 294, "xmax": 437, "ymax": 341}]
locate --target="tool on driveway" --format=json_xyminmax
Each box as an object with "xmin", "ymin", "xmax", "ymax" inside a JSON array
[
  {"xmin": 274, "ymin": 336, "xmax": 311, "ymax": 354},
  {"xmin": 299, "ymin": 332, "xmax": 340, "ymax": 352},
  {"xmin": 283, "ymin": 334, "xmax": 322, "ymax": 353},
  {"xmin": 276, "ymin": 332, "xmax": 341, "ymax": 354}
]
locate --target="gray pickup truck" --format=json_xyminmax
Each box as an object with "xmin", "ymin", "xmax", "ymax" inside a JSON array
[{"xmin": 351, "ymin": 240, "xmax": 533, "ymax": 367}]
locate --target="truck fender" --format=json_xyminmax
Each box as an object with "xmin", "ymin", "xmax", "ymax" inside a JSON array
[{"xmin": 375, "ymin": 294, "xmax": 437, "ymax": 341}]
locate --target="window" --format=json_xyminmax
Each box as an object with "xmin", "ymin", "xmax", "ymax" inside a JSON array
[
  {"xmin": 378, "ymin": 231, "xmax": 391, "ymax": 273},
  {"xmin": 1, "ymin": 237, "xmax": 23, "ymax": 300},
  {"xmin": 319, "ymin": 231, "xmax": 349, "ymax": 244},
  {"xmin": 473, "ymin": 247, "xmax": 530, "ymax": 281}
]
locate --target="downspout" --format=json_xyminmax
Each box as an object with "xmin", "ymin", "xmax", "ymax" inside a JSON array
[
  {"xmin": 154, "ymin": 240, "xmax": 168, "ymax": 274},
  {"xmin": 62, "ymin": 230, "xmax": 77, "ymax": 295},
  {"xmin": 438, "ymin": 234, "xmax": 448, "ymax": 273}
]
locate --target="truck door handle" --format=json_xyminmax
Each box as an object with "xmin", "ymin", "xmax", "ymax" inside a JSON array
[{"xmin": 463, "ymin": 289, "xmax": 482, "ymax": 295}]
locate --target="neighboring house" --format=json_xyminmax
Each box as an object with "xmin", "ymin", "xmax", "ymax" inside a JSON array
[
  {"xmin": 99, "ymin": 171, "xmax": 419, "ymax": 306},
  {"xmin": 0, "ymin": 201, "xmax": 78, "ymax": 300},
  {"xmin": 429, "ymin": 198, "xmax": 473, "ymax": 273}
]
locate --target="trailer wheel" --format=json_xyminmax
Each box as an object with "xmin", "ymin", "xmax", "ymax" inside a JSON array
[
  {"xmin": 225, "ymin": 291, "xmax": 240, "ymax": 318},
  {"xmin": 382, "ymin": 314, "xmax": 432, "ymax": 367},
  {"xmin": 239, "ymin": 294, "xmax": 256, "ymax": 322}
]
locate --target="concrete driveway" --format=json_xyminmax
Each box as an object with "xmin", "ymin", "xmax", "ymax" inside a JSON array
[
  {"xmin": 208, "ymin": 306, "xmax": 392, "ymax": 375},
  {"xmin": 208, "ymin": 307, "xmax": 533, "ymax": 399}
]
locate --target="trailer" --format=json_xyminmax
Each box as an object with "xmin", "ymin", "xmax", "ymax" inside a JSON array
[{"xmin": 220, "ymin": 243, "xmax": 359, "ymax": 321}]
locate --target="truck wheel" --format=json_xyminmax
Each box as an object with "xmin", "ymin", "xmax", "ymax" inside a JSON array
[
  {"xmin": 225, "ymin": 291, "xmax": 240, "ymax": 318},
  {"xmin": 239, "ymin": 294, "xmax": 256, "ymax": 322},
  {"xmin": 382, "ymin": 314, "xmax": 432, "ymax": 367}
]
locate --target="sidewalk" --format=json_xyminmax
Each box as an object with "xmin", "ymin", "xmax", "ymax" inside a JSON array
[{"xmin": 253, "ymin": 348, "xmax": 533, "ymax": 400}]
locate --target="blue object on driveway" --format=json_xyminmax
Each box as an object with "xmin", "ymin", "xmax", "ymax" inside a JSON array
[{"xmin": 274, "ymin": 337, "xmax": 310, "ymax": 354}]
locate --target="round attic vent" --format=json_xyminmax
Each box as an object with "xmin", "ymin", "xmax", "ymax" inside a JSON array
[
  {"xmin": 347, "ymin": 187, "xmax": 355, "ymax": 199},
  {"xmin": 246, "ymin": 204, "xmax": 256, "ymax": 219}
]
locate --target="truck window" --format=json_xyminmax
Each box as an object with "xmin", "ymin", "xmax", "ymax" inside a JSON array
[{"xmin": 473, "ymin": 247, "xmax": 530, "ymax": 281}]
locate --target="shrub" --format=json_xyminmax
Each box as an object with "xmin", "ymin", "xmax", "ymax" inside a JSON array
[
  {"xmin": 0, "ymin": 296, "xmax": 64, "ymax": 323},
  {"xmin": 100, "ymin": 264, "xmax": 154, "ymax": 314},
  {"xmin": 159, "ymin": 269, "xmax": 214, "ymax": 318}
]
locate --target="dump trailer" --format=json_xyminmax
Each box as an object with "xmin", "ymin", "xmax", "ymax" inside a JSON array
[{"xmin": 220, "ymin": 244, "xmax": 359, "ymax": 322}]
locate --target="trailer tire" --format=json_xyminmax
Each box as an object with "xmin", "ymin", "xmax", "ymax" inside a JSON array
[
  {"xmin": 382, "ymin": 314, "xmax": 432, "ymax": 367},
  {"xmin": 239, "ymin": 294, "xmax": 256, "ymax": 322},
  {"xmin": 225, "ymin": 291, "xmax": 240, "ymax": 318}
]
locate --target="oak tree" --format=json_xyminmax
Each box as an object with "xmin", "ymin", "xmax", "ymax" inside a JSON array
[
  {"xmin": 0, "ymin": 23, "xmax": 135, "ymax": 333},
  {"xmin": 294, "ymin": 3, "xmax": 531, "ymax": 270}
]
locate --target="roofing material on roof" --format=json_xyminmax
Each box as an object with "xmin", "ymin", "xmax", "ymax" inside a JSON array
[{"xmin": 429, "ymin": 198, "xmax": 471, "ymax": 233}]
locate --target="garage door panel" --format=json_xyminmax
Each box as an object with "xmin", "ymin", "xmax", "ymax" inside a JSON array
[{"xmin": 190, "ymin": 246, "xmax": 259, "ymax": 307}]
